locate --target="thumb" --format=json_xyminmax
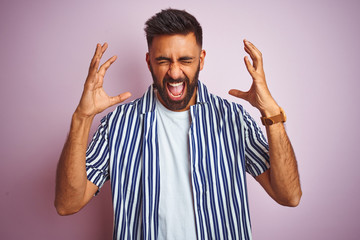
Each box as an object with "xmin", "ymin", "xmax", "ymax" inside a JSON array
[
  {"xmin": 228, "ymin": 89, "xmax": 248, "ymax": 101},
  {"xmin": 109, "ymin": 92, "xmax": 132, "ymax": 106}
]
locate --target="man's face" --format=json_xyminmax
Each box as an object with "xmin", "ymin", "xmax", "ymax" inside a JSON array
[{"xmin": 146, "ymin": 33, "xmax": 206, "ymax": 111}]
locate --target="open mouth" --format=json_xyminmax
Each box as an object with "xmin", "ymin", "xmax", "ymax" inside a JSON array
[{"xmin": 166, "ymin": 81, "xmax": 186, "ymax": 101}]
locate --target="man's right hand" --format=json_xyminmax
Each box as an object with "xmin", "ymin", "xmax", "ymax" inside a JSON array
[
  {"xmin": 75, "ymin": 43, "xmax": 131, "ymax": 119},
  {"xmin": 55, "ymin": 43, "xmax": 131, "ymax": 215}
]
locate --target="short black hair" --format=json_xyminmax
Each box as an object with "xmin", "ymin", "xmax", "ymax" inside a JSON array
[{"xmin": 144, "ymin": 9, "xmax": 203, "ymax": 49}]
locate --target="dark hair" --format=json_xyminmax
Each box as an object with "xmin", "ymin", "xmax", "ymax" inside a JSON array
[{"xmin": 144, "ymin": 9, "xmax": 203, "ymax": 49}]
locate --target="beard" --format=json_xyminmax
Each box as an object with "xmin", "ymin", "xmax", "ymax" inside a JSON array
[{"xmin": 150, "ymin": 64, "xmax": 200, "ymax": 111}]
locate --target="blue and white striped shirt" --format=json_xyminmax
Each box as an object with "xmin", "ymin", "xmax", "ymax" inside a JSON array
[{"xmin": 86, "ymin": 81, "xmax": 270, "ymax": 240}]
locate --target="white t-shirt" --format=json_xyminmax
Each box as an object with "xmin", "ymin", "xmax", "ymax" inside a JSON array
[{"xmin": 155, "ymin": 94, "xmax": 197, "ymax": 240}]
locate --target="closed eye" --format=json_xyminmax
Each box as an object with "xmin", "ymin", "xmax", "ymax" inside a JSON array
[
  {"xmin": 155, "ymin": 56, "xmax": 171, "ymax": 65},
  {"xmin": 155, "ymin": 56, "xmax": 195, "ymax": 65},
  {"xmin": 180, "ymin": 57, "xmax": 195, "ymax": 65}
]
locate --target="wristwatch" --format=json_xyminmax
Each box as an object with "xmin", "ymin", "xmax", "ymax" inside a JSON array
[{"xmin": 261, "ymin": 107, "xmax": 287, "ymax": 126}]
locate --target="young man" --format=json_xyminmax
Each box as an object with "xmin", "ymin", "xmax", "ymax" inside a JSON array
[{"xmin": 55, "ymin": 9, "xmax": 301, "ymax": 240}]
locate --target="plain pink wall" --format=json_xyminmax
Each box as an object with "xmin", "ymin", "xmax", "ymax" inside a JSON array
[{"xmin": 1, "ymin": 0, "xmax": 360, "ymax": 239}]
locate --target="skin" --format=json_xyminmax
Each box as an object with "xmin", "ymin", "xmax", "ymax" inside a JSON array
[
  {"xmin": 55, "ymin": 34, "xmax": 301, "ymax": 216},
  {"xmin": 229, "ymin": 39, "xmax": 302, "ymax": 206},
  {"xmin": 54, "ymin": 43, "xmax": 131, "ymax": 215}
]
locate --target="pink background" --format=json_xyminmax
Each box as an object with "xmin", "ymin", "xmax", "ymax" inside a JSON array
[{"xmin": 1, "ymin": 0, "xmax": 359, "ymax": 239}]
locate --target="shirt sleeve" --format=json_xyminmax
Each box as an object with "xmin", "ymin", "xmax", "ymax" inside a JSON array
[
  {"xmin": 242, "ymin": 109, "xmax": 270, "ymax": 177},
  {"xmin": 85, "ymin": 114, "xmax": 111, "ymax": 195}
]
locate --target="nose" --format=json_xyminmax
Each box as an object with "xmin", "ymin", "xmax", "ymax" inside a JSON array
[{"xmin": 167, "ymin": 62, "xmax": 183, "ymax": 80}]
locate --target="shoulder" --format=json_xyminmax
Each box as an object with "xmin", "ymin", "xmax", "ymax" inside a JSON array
[
  {"xmin": 107, "ymin": 97, "xmax": 144, "ymax": 124},
  {"xmin": 103, "ymin": 86, "xmax": 155, "ymax": 126},
  {"xmin": 206, "ymin": 91, "xmax": 245, "ymax": 117},
  {"xmin": 197, "ymin": 81, "xmax": 245, "ymax": 116}
]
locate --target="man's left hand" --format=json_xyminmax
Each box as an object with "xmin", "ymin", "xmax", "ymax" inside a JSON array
[{"xmin": 229, "ymin": 39, "xmax": 280, "ymax": 116}]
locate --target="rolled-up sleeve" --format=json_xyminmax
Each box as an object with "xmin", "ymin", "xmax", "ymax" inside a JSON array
[
  {"xmin": 86, "ymin": 114, "xmax": 111, "ymax": 194},
  {"xmin": 242, "ymin": 110, "xmax": 270, "ymax": 177}
]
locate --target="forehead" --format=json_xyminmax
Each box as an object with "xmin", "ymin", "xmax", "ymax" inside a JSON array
[{"xmin": 149, "ymin": 33, "xmax": 200, "ymax": 57}]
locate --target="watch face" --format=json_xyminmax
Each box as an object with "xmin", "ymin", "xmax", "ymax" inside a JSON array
[
  {"xmin": 265, "ymin": 118, "xmax": 274, "ymax": 125},
  {"xmin": 261, "ymin": 107, "xmax": 286, "ymax": 126}
]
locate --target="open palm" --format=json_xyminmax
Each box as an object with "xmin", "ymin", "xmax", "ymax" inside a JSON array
[
  {"xmin": 76, "ymin": 43, "xmax": 131, "ymax": 118},
  {"xmin": 229, "ymin": 39, "xmax": 278, "ymax": 116}
]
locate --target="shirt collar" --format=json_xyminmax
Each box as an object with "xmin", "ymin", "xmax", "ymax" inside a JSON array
[{"xmin": 195, "ymin": 80, "xmax": 211, "ymax": 104}]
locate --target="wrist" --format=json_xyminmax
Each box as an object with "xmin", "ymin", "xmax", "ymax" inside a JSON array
[
  {"xmin": 259, "ymin": 103, "xmax": 281, "ymax": 117},
  {"xmin": 260, "ymin": 106, "xmax": 286, "ymax": 126},
  {"xmin": 72, "ymin": 110, "xmax": 95, "ymax": 123}
]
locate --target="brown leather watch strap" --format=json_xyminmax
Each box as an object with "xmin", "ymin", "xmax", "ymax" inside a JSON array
[{"xmin": 260, "ymin": 107, "xmax": 287, "ymax": 126}]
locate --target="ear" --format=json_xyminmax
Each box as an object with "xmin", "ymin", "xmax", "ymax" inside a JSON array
[
  {"xmin": 199, "ymin": 49, "xmax": 206, "ymax": 71},
  {"xmin": 146, "ymin": 52, "xmax": 150, "ymax": 71}
]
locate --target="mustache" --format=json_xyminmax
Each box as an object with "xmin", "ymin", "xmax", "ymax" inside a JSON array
[{"xmin": 163, "ymin": 77, "xmax": 188, "ymax": 84}]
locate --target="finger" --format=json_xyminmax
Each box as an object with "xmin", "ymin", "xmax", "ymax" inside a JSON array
[
  {"xmin": 244, "ymin": 39, "xmax": 263, "ymax": 69},
  {"xmin": 93, "ymin": 57, "xmax": 101, "ymax": 74},
  {"xmin": 243, "ymin": 45, "xmax": 252, "ymax": 57},
  {"xmin": 98, "ymin": 55, "xmax": 117, "ymax": 77},
  {"xmin": 244, "ymin": 56, "xmax": 255, "ymax": 76},
  {"xmin": 88, "ymin": 58, "xmax": 100, "ymax": 83},
  {"xmin": 228, "ymin": 89, "xmax": 248, "ymax": 101},
  {"xmin": 243, "ymin": 43, "xmax": 255, "ymax": 60},
  {"xmin": 245, "ymin": 40, "xmax": 263, "ymax": 69},
  {"xmin": 86, "ymin": 43, "xmax": 107, "ymax": 86},
  {"xmin": 109, "ymin": 92, "xmax": 132, "ymax": 106},
  {"xmin": 244, "ymin": 39, "xmax": 262, "ymax": 57},
  {"xmin": 100, "ymin": 42, "xmax": 108, "ymax": 58},
  {"xmin": 85, "ymin": 57, "xmax": 100, "ymax": 86},
  {"xmin": 90, "ymin": 43, "xmax": 108, "ymax": 69},
  {"xmin": 90, "ymin": 43, "xmax": 101, "ymax": 69},
  {"xmin": 244, "ymin": 46, "xmax": 258, "ymax": 69}
]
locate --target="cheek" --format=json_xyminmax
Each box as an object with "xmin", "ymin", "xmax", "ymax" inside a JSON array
[
  {"xmin": 155, "ymin": 70, "xmax": 167, "ymax": 83},
  {"xmin": 150, "ymin": 64, "xmax": 166, "ymax": 82},
  {"xmin": 154, "ymin": 64, "xmax": 168, "ymax": 75},
  {"xmin": 185, "ymin": 66, "xmax": 200, "ymax": 79}
]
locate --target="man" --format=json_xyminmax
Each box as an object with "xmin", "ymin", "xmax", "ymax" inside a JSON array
[{"xmin": 55, "ymin": 9, "xmax": 301, "ymax": 240}]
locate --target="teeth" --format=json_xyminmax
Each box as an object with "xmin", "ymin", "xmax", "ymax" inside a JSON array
[{"xmin": 168, "ymin": 82, "xmax": 184, "ymax": 87}]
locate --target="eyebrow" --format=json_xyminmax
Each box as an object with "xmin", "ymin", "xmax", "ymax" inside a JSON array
[
  {"xmin": 155, "ymin": 56, "xmax": 171, "ymax": 61},
  {"xmin": 179, "ymin": 56, "xmax": 195, "ymax": 61}
]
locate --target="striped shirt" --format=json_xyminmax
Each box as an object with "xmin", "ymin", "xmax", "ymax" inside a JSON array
[{"xmin": 86, "ymin": 81, "xmax": 270, "ymax": 240}]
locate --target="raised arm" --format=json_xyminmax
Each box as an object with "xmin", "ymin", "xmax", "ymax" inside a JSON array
[
  {"xmin": 229, "ymin": 39, "xmax": 302, "ymax": 207},
  {"xmin": 55, "ymin": 43, "xmax": 131, "ymax": 215}
]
